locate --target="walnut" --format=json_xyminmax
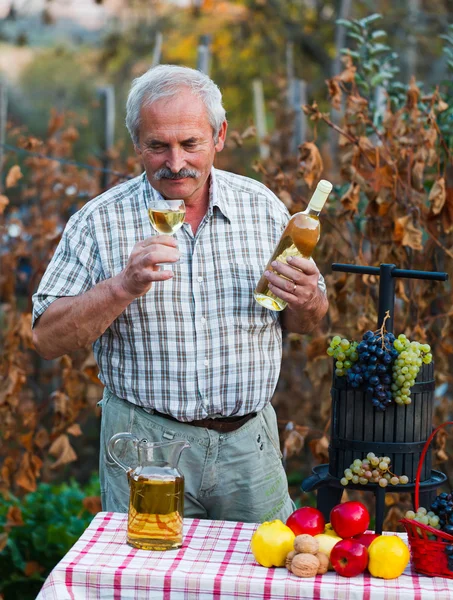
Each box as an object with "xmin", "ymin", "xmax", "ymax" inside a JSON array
[
  {"xmin": 315, "ymin": 552, "xmax": 329, "ymax": 575},
  {"xmin": 291, "ymin": 553, "xmax": 320, "ymax": 578},
  {"xmin": 285, "ymin": 550, "xmax": 298, "ymax": 571},
  {"xmin": 294, "ymin": 534, "xmax": 319, "ymax": 555}
]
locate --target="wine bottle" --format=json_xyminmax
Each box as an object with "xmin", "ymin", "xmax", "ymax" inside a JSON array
[{"xmin": 254, "ymin": 179, "xmax": 333, "ymax": 311}]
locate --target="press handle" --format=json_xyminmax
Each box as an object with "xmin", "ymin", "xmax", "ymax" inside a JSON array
[{"xmin": 108, "ymin": 432, "xmax": 138, "ymax": 473}]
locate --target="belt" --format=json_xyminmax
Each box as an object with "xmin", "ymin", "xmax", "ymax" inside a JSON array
[{"xmin": 152, "ymin": 410, "xmax": 257, "ymax": 433}]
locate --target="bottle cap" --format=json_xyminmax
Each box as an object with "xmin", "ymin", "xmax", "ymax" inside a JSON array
[
  {"xmin": 316, "ymin": 180, "xmax": 333, "ymax": 194},
  {"xmin": 308, "ymin": 179, "xmax": 333, "ymax": 211}
]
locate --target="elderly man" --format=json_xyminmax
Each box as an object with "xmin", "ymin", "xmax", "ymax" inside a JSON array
[{"xmin": 32, "ymin": 64, "xmax": 328, "ymax": 523}]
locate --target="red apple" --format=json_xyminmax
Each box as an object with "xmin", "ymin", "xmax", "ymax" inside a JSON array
[
  {"xmin": 330, "ymin": 501, "xmax": 370, "ymax": 539},
  {"xmin": 286, "ymin": 507, "xmax": 325, "ymax": 536},
  {"xmin": 353, "ymin": 532, "xmax": 380, "ymax": 548},
  {"xmin": 330, "ymin": 539, "xmax": 369, "ymax": 577}
]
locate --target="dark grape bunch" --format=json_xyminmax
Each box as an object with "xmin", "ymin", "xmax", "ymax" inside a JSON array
[
  {"xmin": 340, "ymin": 453, "xmax": 409, "ymax": 487},
  {"xmin": 347, "ymin": 329, "xmax": 398, "ymax": 411},
  {"xmin": 429, "ymin": 492, "xmax": 453, "ymax": 536},
  {"xmin": 446, "ymin": 545, "xmax": 453, "ymax": 572}
]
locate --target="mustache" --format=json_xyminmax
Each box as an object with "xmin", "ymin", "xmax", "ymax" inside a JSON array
[{"xmin": 153, "ymin": 168, "xmax": 201, "ymax": 181}]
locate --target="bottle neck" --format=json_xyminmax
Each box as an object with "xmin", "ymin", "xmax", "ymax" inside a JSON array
[{"xmin": 303, "ymin": 203, "xmax": 322, "ymax": 218}]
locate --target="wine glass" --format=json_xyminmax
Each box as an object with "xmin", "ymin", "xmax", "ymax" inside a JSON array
[{"xmin": 148, "ymin": 198, "xmax": 186, "ymax": 236}]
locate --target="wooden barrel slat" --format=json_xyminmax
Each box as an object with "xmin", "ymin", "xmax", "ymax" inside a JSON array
[{"xmin": 329, "ymin": 363, "xmax": 434, "ymax": 481}]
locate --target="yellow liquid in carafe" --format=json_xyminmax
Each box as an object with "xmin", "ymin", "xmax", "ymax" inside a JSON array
[{"xmin": 127, "ymin": 472, "xmax": 184, "ymax": 550}]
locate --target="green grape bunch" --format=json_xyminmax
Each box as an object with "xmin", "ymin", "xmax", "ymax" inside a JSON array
[
  {"xmin": 327, "ymin": 336, "xmax": 359, "ymax": 377},
  {"xmin": 391, "ymin": 334, "xmax": 433, "ymax": 406},
  {"xmin": 340, "ymin": 453, "xmax": 410, "ymax": 488}
]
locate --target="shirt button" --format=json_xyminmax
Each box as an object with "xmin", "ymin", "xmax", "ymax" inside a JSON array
[
  {"xmin": 201, "ymin": 317, "xmax": 206, "ymax": 324},
  {"xmin": 197, "ymin": 276, "xmax": 203, "ymax": 283},
  {"xmin": 204, "ymin": 359, "xmax": 209, "ymax": 367}
]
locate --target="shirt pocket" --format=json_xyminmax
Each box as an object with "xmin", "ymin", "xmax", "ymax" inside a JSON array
[{"xmin": 229, "ymin": 261, "xmax": 278, "ymax": 333}]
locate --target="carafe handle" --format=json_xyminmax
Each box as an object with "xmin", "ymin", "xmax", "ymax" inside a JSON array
[{"xmin": 108, "ymin": 432, "xmax": 138, "ymax": 473}]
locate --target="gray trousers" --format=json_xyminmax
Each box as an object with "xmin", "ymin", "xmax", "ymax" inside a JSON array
[{"xmin": 99, "ymin": 388, "xmax": 294, "ymax": 523}]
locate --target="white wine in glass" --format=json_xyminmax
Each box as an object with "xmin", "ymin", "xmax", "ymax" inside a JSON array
[{"xmin": 148, "ymin": 199, "xmax": 186, "ymax": 235}]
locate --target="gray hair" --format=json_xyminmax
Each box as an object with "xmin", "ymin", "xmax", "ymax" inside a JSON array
[{"xmin": 126, "ymin": 64, "xmax": 226, "ymax": 146}]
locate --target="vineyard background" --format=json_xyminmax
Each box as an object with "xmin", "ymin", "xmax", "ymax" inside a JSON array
[{"xmin": 0, "ymin": 0, "xmax": 453, "ymax": 597}]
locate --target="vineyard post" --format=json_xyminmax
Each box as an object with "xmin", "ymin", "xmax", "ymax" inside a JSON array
[
  {"xmin": 330, "ymin": 0, "xmax": 352, "ymax": 159},
  {"xmin": 286, "ymin": 41, "xmax": 294, "ymax": 82},
  {"xmin": 252, "ymin": 79, "xmax": 270, "ymax": 160},
  {"xmin": 196, "ymin": 34, "xmax": 211, "ymax": 75},
  {"xmin": 289, "ymin": 78, "xmax": 307, "ymax": 154},
  {"xmin": 286, "ymin": 41, "xmax": 307, "ymax": 153},
  {"xmin": 0, "ymin": 79, "xmax": 7, "ymax": 192},
  {"xmin": 97, "ymin": 85, "xmax": 115, "ymax": 191},
  {"xmin": 151, "ymin": 32, "xmax": 163, "ymax": 67}
]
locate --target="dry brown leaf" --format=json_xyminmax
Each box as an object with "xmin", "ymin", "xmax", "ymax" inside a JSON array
[
  {"xmin": 47, "ymin": 110, "xmax": 65, "ymax": 137},
  {"xmin": 0, "ymin": 195, "xmax": 9, "ymax": 215},
  {"xmin": 442, "ymin": 187, "xmax": 453, "ymax": 233},
  {"xmin": 227, "ymin": 130, "xmax": 243, "ymax": 148},
  {"xmin": 394, "ymin": 215, "xmax": 423, "ymax": 251},
  {"xmin": 18, "ymin": 432, "xmax": 33, "ymax": 452},
  {"xmin": 340, "ymin": 182, "xmax": 361, "ymax": 214},
  {"xmin": 437, "ymin": 99, "xmax": 449, "ymax": 113},
  {"xmin": 18, "ymin": 314, "xmax": 33, "ymax": 349},
  {"xmin": 0, "ymin": 533, "xmax": 8, "ymax": 553},
  {"xmin": 62, "ymin": 126, "xmax": 79, "ymax": 143},
  {"xmin": 66, "ymin": 423, "xmax": 83, "ymax": 437},
  {"xmin": 83, "ymin": 496, "xmax": 102, "ymax": 515},
  {"xmin": 429, "ymin": 177, "xmax": 446, "ymax": 216},
  {"xmin": 306, "ymin": 335, "xmax": 329, "ymax": 362},
  {"xmin": 34, "ymin": 428, "xmax": 50, "ymax": 449},
  {"xmin": 50, "ymin": 390, "xmax": 70, "ymax": 416},
  {"xmin": 326, "ymin": 78, "xmax": 341, "ymax": 110},
  {"xmin": 278, "ymin": 190, "xmax": 294, "ymax": 210},
  {"xmin": 396, "ymin": 279, "xmax": 410, "ymax": 303},
  {"xmin": 283, "ymin": 427, "xmax": 309, "ymax": 460},
  {"xmin": 24, "ymin": 561, "xmax": 44, "ymax": 577},
  {"xmin": 6, "ymin": 165, "xmax": 23, "ymax": 189},
  {"xmin": 434, "ymin": 429, "xmax": 449, "ymax": 463},
  {"xmin": 411, "ymin": 160, "xmax": 425, "ymax": 191},
  {"xmin": 1, "ymin": 457, "xmax": 16, "ymax": 488},
  {"xmin": 241, "ymin": 125, "xmax": 256, "ymax": 140},
  {"xmin": 406, "ymin": 76, "xmax": 420, "ymax": 113},
  {"xmin": 337, "ymin": 55, "xmax": 357, "ymax": 84},
  {"xmin": 6, "ymin": 506, "xmax": 24, "ymax": 527},
  {"xmin": 308, "ymin": 435, "xmax": 329, "ymax": 463},
  {"xmin": 16, "ymin": 453, "xmax": 43, "ymax": 493},
  {"xmin": 298, "ymin": 142, "xmax": 324, "ymax": 188},
  {"xmin": 49, "ymin": 434, "xmax": 77, "ymax": 469},
  {"xmin": 0, "ymin": 365, "xmax": 27, "ymax": 407}
]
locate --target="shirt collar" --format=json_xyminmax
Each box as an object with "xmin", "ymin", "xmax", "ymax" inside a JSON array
[{"xmin": 141, "ymin": 168, "xmax": 232, "ymax": 223}]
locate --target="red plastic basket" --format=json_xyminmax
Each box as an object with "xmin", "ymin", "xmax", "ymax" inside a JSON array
[{"xmin": 400, "ymin": 421, "xmax": 453, "ymax": 579}]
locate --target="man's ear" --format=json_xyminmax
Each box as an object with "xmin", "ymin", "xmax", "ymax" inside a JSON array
[
  {"xmin": 134, "ymin": 143, "xmax": 142, "ymax": 157},
  {"xmin": 214, "ymin": 121, "xmax": 228, "ymax": 153}
]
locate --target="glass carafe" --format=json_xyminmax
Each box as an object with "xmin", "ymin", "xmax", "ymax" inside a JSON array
[{"xmin": 108, "ymin": 434, "xmax": 190, "ymax": 550}]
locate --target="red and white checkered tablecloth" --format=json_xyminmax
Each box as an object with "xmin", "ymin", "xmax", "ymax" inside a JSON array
[{"xmin": 36, "ymin": 512, "xmax": 453, "ymax": 600}]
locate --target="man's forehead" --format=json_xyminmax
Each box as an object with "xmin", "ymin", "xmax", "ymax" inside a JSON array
[{"xmin": 143, "ymin": 87, "xmax": 205, "ymax": 113}]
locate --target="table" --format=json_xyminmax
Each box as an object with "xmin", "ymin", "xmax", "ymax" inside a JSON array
[{"xmin": 36, "ymin": 512, "xmax": 453, "ymax": 599}]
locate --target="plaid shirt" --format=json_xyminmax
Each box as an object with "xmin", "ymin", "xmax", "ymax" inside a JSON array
[{"xmin": 33, "ymin": 168, "xmax": 324, "ymax": 420}]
